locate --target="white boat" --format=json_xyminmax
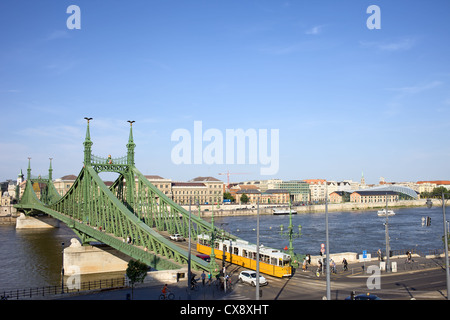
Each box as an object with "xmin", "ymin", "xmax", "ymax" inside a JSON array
[
  {"xmin": 377, "ymin": 209, "xmax": 395, "ymax": 216},
  {"xmin": 273, "ymin": 209, "xmax": 297, "ymax": 215}
]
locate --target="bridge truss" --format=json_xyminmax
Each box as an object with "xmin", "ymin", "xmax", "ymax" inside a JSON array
[{"xmin": 15, "ymin": 120, "xmax": 228, "ymax": 273}]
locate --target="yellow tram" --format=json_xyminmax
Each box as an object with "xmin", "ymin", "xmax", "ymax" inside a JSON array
[{"xmin": 197, "ymin": 234, "xmax": 292, "ymax": 278}]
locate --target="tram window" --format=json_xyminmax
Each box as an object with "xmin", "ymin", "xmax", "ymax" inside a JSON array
[
  {"xmin": 234, "ymin": 247, "xmax": 239, "ymax": 255},
  {"xmin": 223, "ymin": 244, "xmax": 227, "ymax": 252},
  {"xmin": 243, "ymin": 250, "xmax": 247, "ymax": 258},
  {"xmin": 214, "ymin": 242, "xmax": 219, "ymax": 249}
]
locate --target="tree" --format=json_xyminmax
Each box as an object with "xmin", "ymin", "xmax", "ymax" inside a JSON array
[
  {"xmin": 126, "ymin": 260, "xmax": 148, "ymax": 299},
  {"xmin": 223, "ymin": 192, "xmax": 235, "ymax": 202},
  {"xmin": 240, "ymin": 193, "xmax": 249, "ymax": 204},
  {"xmin": 431, "ymin": 187, "xmax": 450, "ymax": 199},
  {"xmin": 423, "ymin": 187, "xmax": 450, "ymax": 199}
]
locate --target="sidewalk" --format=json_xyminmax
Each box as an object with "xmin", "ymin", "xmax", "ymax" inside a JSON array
[
  {"xmin": 56, "ymin": 255, "xmax": 445, "ymax": 300},
  {"xmin": 58, "ymin": 280, "xmax": 230, "ymax": 300},
  {"xmin": 302, "ymin": 254, "xmax": 445, "ymax": 278}
]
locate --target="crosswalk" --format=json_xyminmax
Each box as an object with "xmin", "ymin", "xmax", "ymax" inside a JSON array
[{"xmin": 220, "ymin": 267, "xmax": 360, "ymax": 300}]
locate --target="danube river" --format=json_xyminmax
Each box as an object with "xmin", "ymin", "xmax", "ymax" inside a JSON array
[{"xmin": 0, "ymin": 206, "xmax": 447, "ymax": 291}]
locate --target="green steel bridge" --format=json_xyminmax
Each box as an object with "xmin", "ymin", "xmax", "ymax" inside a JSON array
[{"xmin": 14, "ymin": 119, "xmax": 229, "ymax": 274}]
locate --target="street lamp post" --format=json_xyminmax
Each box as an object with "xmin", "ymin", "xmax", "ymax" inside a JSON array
[
  {"xmin": 427, "ymin": 193, "xmax": 450, "ymax": 300},
  {"xmin": 61, "ymin": 242, "xmax": 65, "ymax": 294},
  {"xmin": 256, "ymin": 199, "xmax": 260, "ymax": 300},
  {"xmin": 385, "ymin": 192, "xmax": 391, "ymax": 272},
  {"xmin": 325, "ymin": 184, "xmax": 331, "ymax": 300}
]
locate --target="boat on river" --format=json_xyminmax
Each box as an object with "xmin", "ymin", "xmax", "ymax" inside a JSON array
[
  {"xmin": 272, "ymin": 209, "xmax": 297, "ymax": 215},
  {"xmin": 377, "ymin": 209, "xmax": 395, "ymax": 216}
]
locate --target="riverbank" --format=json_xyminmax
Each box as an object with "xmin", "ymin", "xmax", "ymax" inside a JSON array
[
  {"xmin": 0, "ymin": 212, "xmax": 19, "ymax": 224},
  {"xmin": 186, "ymin": 198, "xmax": 433, "ymax": 217},
  {"xmin": 1, "ymin": 199, "xmax": 433, "ymax": 221}
]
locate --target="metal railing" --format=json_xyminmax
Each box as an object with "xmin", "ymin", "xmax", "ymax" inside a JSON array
[
  {"xmin": 91, "ymin": 154, "xmax": 128, "ymax": 165},
  {"xmin": 1, "ymin": 277, "xmax": 125, "ymax": 300}
]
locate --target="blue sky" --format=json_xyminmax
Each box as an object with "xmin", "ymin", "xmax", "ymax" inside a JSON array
[{"xmin": 1, "ymin": 0, "xmax": 449, "ymax": 184}]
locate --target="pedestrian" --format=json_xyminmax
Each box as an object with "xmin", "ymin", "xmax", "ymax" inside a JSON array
[
  {"xmin": 302, "ymin": 258, "xmax": 307, "ymax": 272},
  {"xmin": 406, "ymin": 251, "xmax": 412, "ymax": 263},
  {"xmin": 342, "ymin": 258, "xmax": 348, "ymax": 271},
  {"xmin": 201, "ymin": 271, "xmax": 206, "ymax": 286},
  {"xmin": 306, "ymin": 254, "xmax": 311, "ymax": 265},
  {"xmin": 377, "ymin": 249, "xmax": 383, "ymax": 261}
]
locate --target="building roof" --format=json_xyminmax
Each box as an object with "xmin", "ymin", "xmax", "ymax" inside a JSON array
[
  {"xmin": 144, "ymin": 175, "xmax": 166, "ymax": 180},
  {"xmin": 330, "ymin": 191, "xmax": 352, "ymax": 196},
  {"xmin": 304, "ymin": 179, "xmax": 326, "ymax": 184},
  {"xmin": 60, "ymin": 175, "xmax": 77, "ymax": 181},
  {"xmin": 351, "ymin": 190, "xmax": 398, "ymax": 196},
  {"xmin": 190, "ymin": 176, "xmax": 221, "ymax": 182},
  {"xmin": 236, "ymin": 189, "xmax": 261, "ymax": 194},
  {"xmin": 238, "ymin": 185, "xmax": 259, "ymax": 190},
  {"xmin": 417, "ymin": 180, "xmax": 450, "ymax": 185},
  {"xmin": 361, "ymin": 185, "xmax": 418, "ymax": 199},
  {"xmin": 172, "ymin": 182, "xmax": 206, "ymax": 187}
]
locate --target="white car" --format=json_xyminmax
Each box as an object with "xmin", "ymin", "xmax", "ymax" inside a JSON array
[
  {"xmin": 170, "ymin": 234, "xmax": 184, "ymax": 241},
  {"xmin": 238, "ymin": 271, "xmax": 268, "ymax": 286}
]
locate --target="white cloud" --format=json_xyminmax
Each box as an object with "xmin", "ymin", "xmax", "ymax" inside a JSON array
[
  {"xmin": 46, "ymin": 30, "xmax": 70, "ymax": 41},
  {"xmin": 387, "ymin": 81, "xmax": 442, "ymax": 95},
  {"xmin": 383, "ymin": 80, "xmax": 443, "ymax": 117},
  {"xmin": 360, "ymin": 38, "xmax": 416, "ymax": 52},
  {"xmin": 305, "ymin": 25, "xmax": 324, "ymax": 35}
]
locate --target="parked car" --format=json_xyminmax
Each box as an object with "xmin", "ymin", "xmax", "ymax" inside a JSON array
[
  {"xmin": 238, "ymin": 271, "xmax": 268, "ymax": 286},
  {"xmin": 345, "ymin": 293, "xmax": 381, "ymax": 300},
  {"xmin": 196, "ymin": 254, "xmax": 211, "ymax": 262},
  {"xmin": 170, "ymin": 234, "xmax": 184, "ymax": 241}
]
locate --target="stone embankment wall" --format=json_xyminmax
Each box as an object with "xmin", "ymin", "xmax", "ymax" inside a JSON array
[{"xmin": 189, "ymin": 199, "xmax": 430, "ymax": 217}]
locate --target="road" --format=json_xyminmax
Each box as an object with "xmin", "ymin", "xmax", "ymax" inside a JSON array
[{"xmin": 223, "ymin": 259, "xmax": 448, "ymax": 300}]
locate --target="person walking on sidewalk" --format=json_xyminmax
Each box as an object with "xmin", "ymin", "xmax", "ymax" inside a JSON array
[
  {"xmin": 342, "ymin": 258, "xmax": 348, "ymax": 271},
  {"xmin": 201, "ymin": 271, "xmax": 206, "ymax": 286}
]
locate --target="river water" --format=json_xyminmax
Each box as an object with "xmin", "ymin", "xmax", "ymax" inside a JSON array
[
  {"xmin": 208, "ymin": 206, "xmax": 447, "ymax": 258},
  {"xmin": 0, "ymin": 206, "xmax": 447, "ymax": 291}
]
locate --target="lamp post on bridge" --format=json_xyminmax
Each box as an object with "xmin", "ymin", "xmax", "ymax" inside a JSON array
[
  {"xmin": 209, "ymin": 204, "xmax": 220, "ymax": 279},
  {"xmin": 279, "ymin": 195, "xmax": 302, "ymax": 268}
]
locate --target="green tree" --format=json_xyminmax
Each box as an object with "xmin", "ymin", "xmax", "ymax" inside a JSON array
[
  {"xmin": 126, "ymin": 260, "xmax": 148, "ymax": 299},
  {"xmin": 240, "ymin": 193, "xmax": 249, "ymax": 204},
  {"xmin": 431, "ymin": 187, "xmax": 450, "ymax": 199},
  {"xmin": 421, "ymin": 187, "xmax": 450, "ymax": 199},
  {"xmin": 223, "ymin": 192, "xmax": 235, "ymax": 202}
]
